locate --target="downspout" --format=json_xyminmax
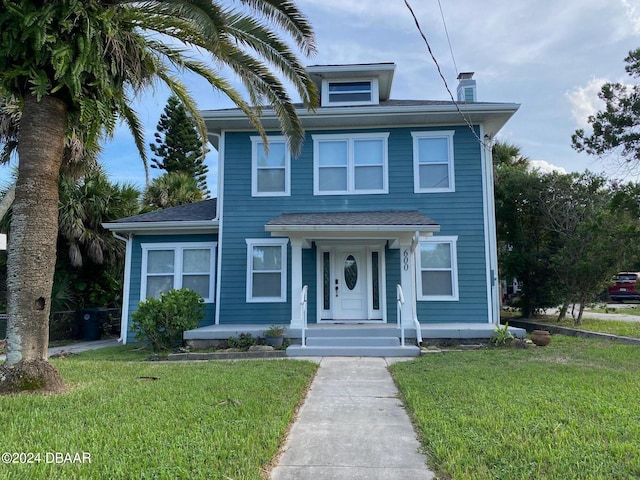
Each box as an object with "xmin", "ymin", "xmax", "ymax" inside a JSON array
[
  {"xmin": 209, "ymin": 132, "xmax": 223, "ymax": 325},
  {"xmin": 111, "ymin": 231, "xmax": 133, "ymax": 344}
]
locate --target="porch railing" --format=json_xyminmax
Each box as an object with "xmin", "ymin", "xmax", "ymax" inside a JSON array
[
  {"xmin": 412, "ymin": 312, "xmax": 423, "ymax": 345},
  {"xmin": 396, "ymin": 284, "xmax": 406, "ymax": 347},
  {"xmin": 300, "ymin": 285, "xmax": 308, "ymax": 348}
]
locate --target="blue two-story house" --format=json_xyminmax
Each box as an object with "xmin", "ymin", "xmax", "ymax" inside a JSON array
[{"xmin": 105, "ymin": 62, "xmax": 522, "ymax": 356}]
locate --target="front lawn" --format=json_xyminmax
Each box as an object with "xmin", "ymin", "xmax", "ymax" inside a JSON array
[
  {"xmin": 391, "ymin": 336, "xmax": 640, "ymax": 480},
  {"xmin": 0, "ymin": 349, "xmax": 317, "ymax": 479}
]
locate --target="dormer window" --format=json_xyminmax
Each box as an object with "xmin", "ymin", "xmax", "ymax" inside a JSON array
[{"xmin": 322, "ymin": 79, "xmax": 379, "ymax": 106}]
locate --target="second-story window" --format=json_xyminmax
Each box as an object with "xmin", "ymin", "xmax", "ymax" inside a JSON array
[
  {"xmin": 251, "ymin": 136, "xmax": 290, "ymax": 197},
  {"xmin": 313, "ymin": 133, "xmax": 389, "ymax": 195},
  {"xmin": 412, "ymin": 131, "xmax": 455, "ymax": 193}
]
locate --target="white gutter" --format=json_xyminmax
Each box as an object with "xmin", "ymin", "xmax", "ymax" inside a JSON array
[
  {"xmin": 203, "ymin": 102, "xmax": 520, "ymax": 121},
  {"xmin": 111, "ymin": 232, "xmax": 132, "ymax": 344},
  {"xmin": 105, "ymin": 220, "xmax": 218, "ymax": 233}
]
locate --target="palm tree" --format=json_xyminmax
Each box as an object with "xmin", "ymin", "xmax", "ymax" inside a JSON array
[
  {"xmin": 58, "ymin": 166, "xmax": 141, "ymax": 268},
  {"xmin": 143, "ymin": 172, "xmax": 204, "ymax": 211},
  {"xmin": 0, "ymin": 0, "xmax": 318, "ymax": 393},
  {"xmin": 492, "ymin": 141, "xmax": 529, "ymax": 169}
]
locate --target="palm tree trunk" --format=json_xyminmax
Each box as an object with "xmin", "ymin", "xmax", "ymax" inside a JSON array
[{"xmin": 1, "ymin": 94, "xmax": 66, "ymax": 393}]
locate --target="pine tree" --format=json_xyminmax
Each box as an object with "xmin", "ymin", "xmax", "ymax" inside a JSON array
[
  {"xmin": 572, "ymin": 48, "xmax": 640, "ymax": 163},
  {"xmin": 150, "ymin": 95, "xmax": 210, "ymax": 196}
]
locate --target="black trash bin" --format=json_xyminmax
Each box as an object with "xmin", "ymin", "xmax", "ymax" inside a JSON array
[
  {"xmin": 0, "ymin": 313, "xmax": 7, "ymax": 339},
  {"xmin": 77, "ymin": 308, "xmax": 105, "ymax": 341}
]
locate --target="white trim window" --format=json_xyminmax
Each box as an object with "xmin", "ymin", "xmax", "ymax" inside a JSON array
[
  {"xmin": 246, "ymin": 238, "xmax": 288, "ymax": 302},
  {"xmin": 412, "ymin": 131, "xmax": 455, "ymax": 193},
  {"xmin": 321, "ymin": 79, "xmax": 379, "ymax": 107},
  {"xmin": 313, "ymin": 132, "xmax": 389, "ymax": 195},
  {"xmin": 251, "ymin": 136, "xmax": 290, "ymax": 197},
  {"xmin": 141, "ymin": 242, "xmax": 217, "ymax": 302},
  {"xmin": 417, "ymin": 236, "xmax": 459, "ymax": 301}
]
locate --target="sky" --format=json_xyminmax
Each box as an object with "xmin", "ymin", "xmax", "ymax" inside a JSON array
[{"xmin": 4, "ymin": 0, "xmax": 639, "ymax": 194}]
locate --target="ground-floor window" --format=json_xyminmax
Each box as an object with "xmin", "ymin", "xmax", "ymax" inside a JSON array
[
  {"xmin": 140, "ymin": 242, "xmax": 216, "ymax": 302},
  {"xmin": 246, "ymin": 238, "xmax": 288, "ymax": 302},
  {"xmin": 417, "ymin": 236, "xmax": 459, "ymax": 301}
]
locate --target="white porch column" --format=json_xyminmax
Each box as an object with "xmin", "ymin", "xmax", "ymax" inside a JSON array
[
  {"xmin": 398, "ymin": 239, "xmax": 416, "ymax": 326},
  {"xmin": 290, "ymin": 237, "xmax": 303, "ymax": 328}
]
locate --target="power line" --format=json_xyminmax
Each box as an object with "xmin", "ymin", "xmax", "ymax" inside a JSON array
[
  {"xmin": 437, "ymin": 0, "xmax": 458, "ymax": 75},
  {"xmin": 403, "ymin": 0, "xmax": 489, "ymax": 150}
]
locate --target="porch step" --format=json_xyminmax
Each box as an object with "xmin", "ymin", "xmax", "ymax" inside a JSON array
[
  {"xmin": 306, "ymin": 336, "xmax": 400, "ymax": 347},
  {"xmin": 298, "ymin": 326, "xmax": 409, "ymax": 338},
  {"xmin": 286, "ymin": 325, "xmax": 420, "ymax": 357},
  {"xmin": 286, "ymin": 344, "xmax": 421, "ymax": 357}
]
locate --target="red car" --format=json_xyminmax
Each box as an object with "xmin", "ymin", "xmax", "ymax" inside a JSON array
[{"xmin": 608, "ymin": 272, "xmax": 640, "ymax": 302}]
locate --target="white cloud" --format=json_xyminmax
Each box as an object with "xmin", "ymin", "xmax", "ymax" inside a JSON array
[
  {"xmin": 565, "ymin": 78, "xmax": 608, "ymax": 128},
  {"xmin": 621, "ymin": 0, "xmax": 640, "ymax": 34},
  {"xmin": 528, "ymin": 160, "xmax": 567, "ymax": 175}
]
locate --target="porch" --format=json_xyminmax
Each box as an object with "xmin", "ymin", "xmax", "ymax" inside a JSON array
[{"xmin": 183, "ymin": 322, "xmax": 526, "ymax": 357}]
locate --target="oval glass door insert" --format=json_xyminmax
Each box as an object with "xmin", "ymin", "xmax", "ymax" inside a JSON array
[{"xmin": 344, "ymin": 255, "xmax": 358, "ymax": 290}]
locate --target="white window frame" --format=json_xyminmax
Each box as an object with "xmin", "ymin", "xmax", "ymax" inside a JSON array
[
  {"xmin": 251, "ymin": 136, "xmax": 291, "ymax": 197},
  {"xmin": 321, "ymin": 78, "xmax": 379, "ymax": 107},
  {"xmin": 140, "ymin": 242, "xmax": 217, "ymax": 303},
  {"xmin": 246, "ymin": 238, "xmax": 289, "ymax": 303},
  {"xmin": 312, "ymin": 132, "xmax": 389, "ymax": 195},
  {"xmin": 416, "ymin": 236, "xmax": 459, "ymax": 301},
  {"xmin": 412, "ymin": 130, "xmax": 456, "ymax": 193}
]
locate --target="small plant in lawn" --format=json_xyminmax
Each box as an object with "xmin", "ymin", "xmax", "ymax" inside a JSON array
[
  {"xmin": 490, "ymin": 322, "xmax": 514, "ymax": 347},
  {"xmin": 132, "ymin": 289, "xmax": 204, "ymax": 351}
]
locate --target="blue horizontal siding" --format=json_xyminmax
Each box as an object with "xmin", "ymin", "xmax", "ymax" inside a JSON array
[
  {"xmin": 219, "ymin": 125, "xmax": 489, "ymax": 325},
  {"xmin": 126, "ymin": 233, "xmax": 218, "ymax": 341}
]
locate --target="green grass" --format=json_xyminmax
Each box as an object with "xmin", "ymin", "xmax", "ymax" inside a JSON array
[
  {"xmin": 0, "ymin": 348, "xmax": 317, "ymax": 479},
  {"xmin": 591, "ymin": 306, "xmax": 640, "ymax": 316},
  {"xmin": 391, "ymin": 336, "xmax": 640, "ymax": 480},
  {"xmin": 531, "ymin": 316, "xmax": 640, "ymax": 338}
]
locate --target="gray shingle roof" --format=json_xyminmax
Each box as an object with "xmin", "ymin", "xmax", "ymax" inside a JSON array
[
  {"xmin": 266, "ymin": 210, "xmax": 437, "ymax": 227},
  {"xmin": 110, "ymin": 198, "xmax": 217, "ymax": 224}
]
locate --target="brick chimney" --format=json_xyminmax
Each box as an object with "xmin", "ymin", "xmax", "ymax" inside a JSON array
[{"xmin": 457, "ymin": 72, "xmax": 476, "ymax": 102}]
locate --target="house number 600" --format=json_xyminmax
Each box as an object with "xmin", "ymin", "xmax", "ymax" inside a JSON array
[{"xmin": 403, "ymin": 250, "xmax": 409, "ymax": 271}]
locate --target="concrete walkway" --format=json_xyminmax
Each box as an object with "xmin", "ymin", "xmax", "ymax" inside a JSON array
[
  {"xmin": 270, "ymin": 357, "xmax": 435, "ymax": 480},
  {"xmin": 0, "ymin": 338, "xmax": 119, "ymax": 362}
]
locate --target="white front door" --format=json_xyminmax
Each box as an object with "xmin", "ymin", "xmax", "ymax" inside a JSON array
[
  {"xmin": 334, "ymin": 248, "xmax": 368, "ymax": 320},
  {"xmin": 318, "ymin": 245, "xmax": 385, "ymax": 322}
]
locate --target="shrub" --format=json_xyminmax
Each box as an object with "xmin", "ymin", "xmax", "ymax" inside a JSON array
[
  {"xmin": 132, "ymin": 289, "xmax": 205, "ymax": 351},
  {"xmin": 227, "ymin": 333, "xmax": 257, "ymax": 350}
]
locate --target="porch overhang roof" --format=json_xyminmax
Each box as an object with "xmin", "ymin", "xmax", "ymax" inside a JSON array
[{"xmin": 266, "ymin": 211, "xmax": 440, "ymax": 245}]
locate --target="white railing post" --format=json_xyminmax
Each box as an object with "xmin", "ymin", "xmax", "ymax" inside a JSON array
[
  {"xmin": 412, "ymin": 314, "xmax": 423, "ymax": 345},
  {"xmin": 300, "ymin": 285, "xmax": 308, "ymax": 348},
  {"xmin": 396, "ymin": 284, "xmax": 405, "ymax": 347}
]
